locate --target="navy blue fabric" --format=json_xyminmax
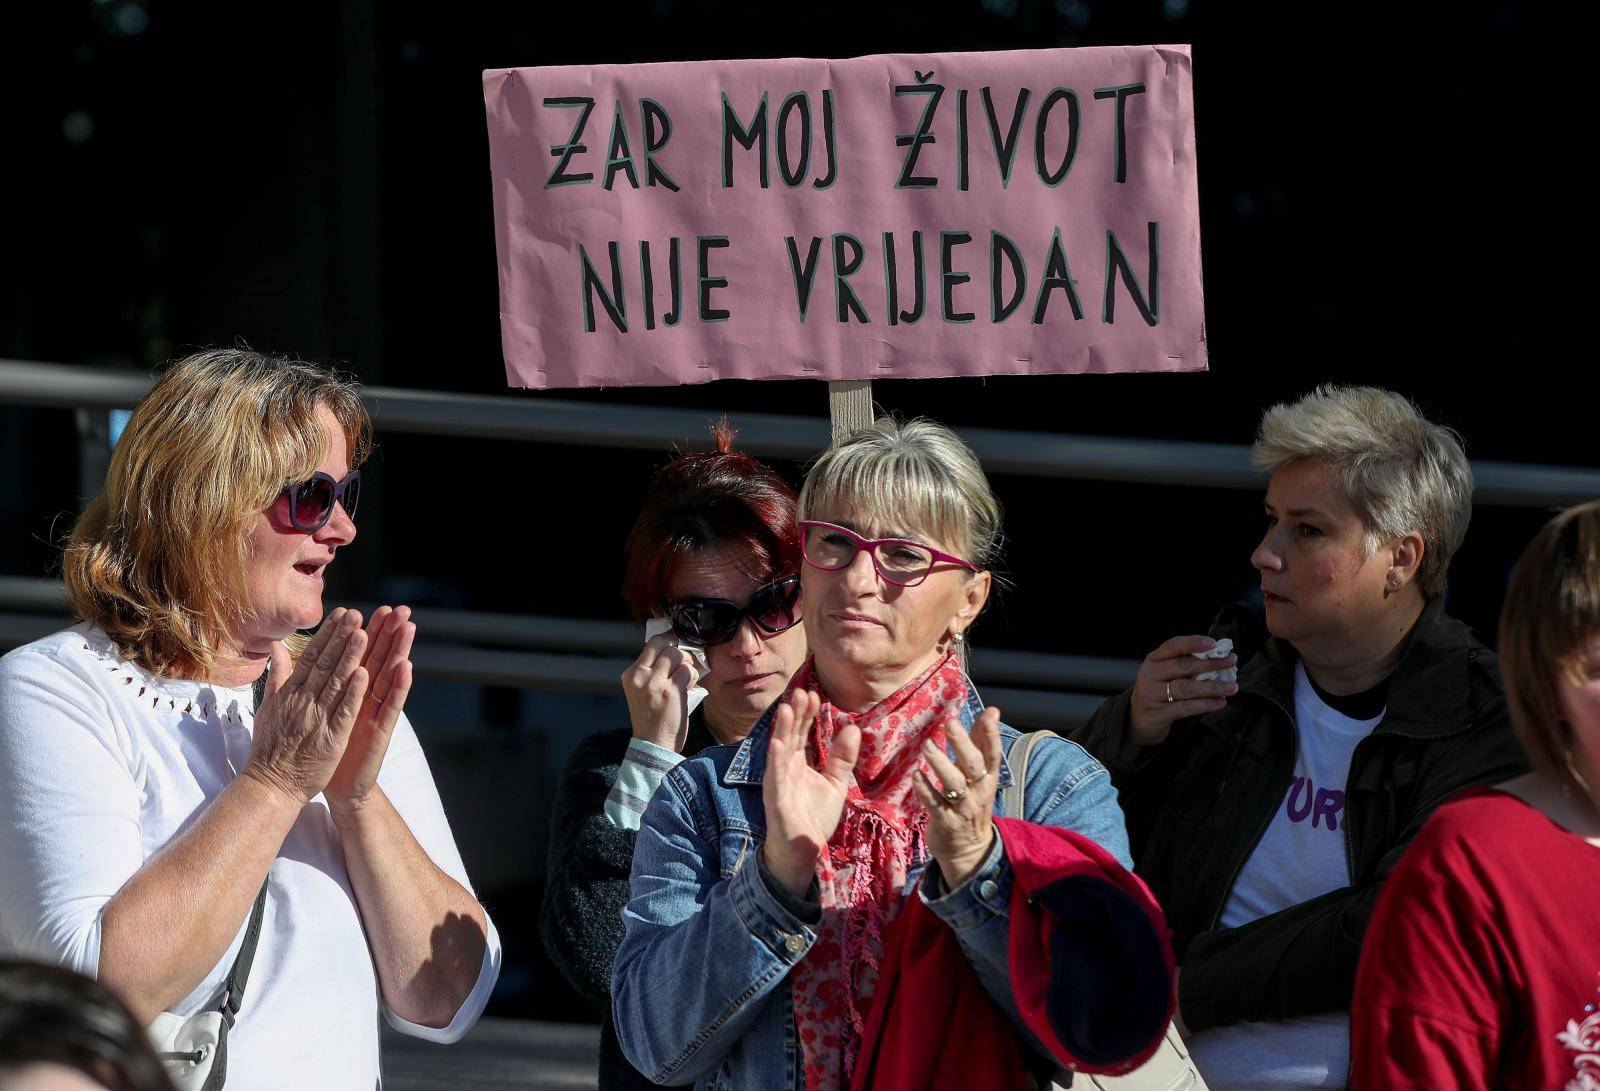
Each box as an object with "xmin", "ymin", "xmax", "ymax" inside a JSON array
[{"xmin": 1035, "ymin": 875, "xmax": 1170, "ymax": 1067}]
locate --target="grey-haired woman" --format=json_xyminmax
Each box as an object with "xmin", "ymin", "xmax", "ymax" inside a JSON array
[{"xmin": 1073, "ymin": 384, "xmax": 1526, "ymax": 1090}]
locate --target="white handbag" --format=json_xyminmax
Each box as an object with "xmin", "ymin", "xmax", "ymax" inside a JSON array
[
  {"xmin": 1075, "ymin": 1025, "xmax": 1207, "ymax": 1091},
  {"xmin": 147, "ymin": 882, "xmax": 268, "ymax": 1091},
  {"xmin": 1002, "ymin": 731, "xmax": 1210, "ymax": 1091}
]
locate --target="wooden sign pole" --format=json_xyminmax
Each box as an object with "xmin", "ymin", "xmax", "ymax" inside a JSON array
[{"xmin": 827, "ymin": 380, "xmax": 874, "ymax": 445}]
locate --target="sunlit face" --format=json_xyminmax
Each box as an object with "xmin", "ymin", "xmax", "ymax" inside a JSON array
[
  {"xmin": 800, "ymin": 508, "xmax": 987, "ymax": 686},
  {"xmin": 666, "ymin": 545, "xmax": 807, "ymax": 733},
  {"xmin": 233, "ymin": 405, "xmax": 357, "ymax": 655},
  {"xmin": 1251, "ymin": 458, "xmax": 1400, "ymax": 651},
  {"xmin": 1557, "ymin": 636, "xmax": 1600, "ymax": 790}
]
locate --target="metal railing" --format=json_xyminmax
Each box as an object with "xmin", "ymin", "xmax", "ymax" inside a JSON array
[
  {"xmin": 8, "ymin": 359, "xmax": 1600, "ymax": 502},
  {"xmin": 6, "ymin": 358, "xmax": 1600, "ymax": 728},
  {"xmin": 0, "ymin": 575, "xmax": 1137, "ymax": 729}
]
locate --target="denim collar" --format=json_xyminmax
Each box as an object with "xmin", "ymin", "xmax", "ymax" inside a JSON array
[{"xmin": 723, "ymin": 674, "xmax": 1016, "ymax": 790}]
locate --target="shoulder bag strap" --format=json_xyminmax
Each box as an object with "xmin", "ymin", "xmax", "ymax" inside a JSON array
[
  {"xmin": 218, "ymin": 880, "xmax": 269, "ymax": 1027},
  {"xmin": 220, "ymin": 671, "xmax": 275, "ymax": 1025},
  {"xmin": 1000, "ymin": 729, "xmax": 1057, "ymax": 820}
]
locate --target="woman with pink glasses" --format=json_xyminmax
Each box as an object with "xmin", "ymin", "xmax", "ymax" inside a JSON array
[
  {"xmin": 613, "ymin": 417, "xmax": 1170, "ymax": 1091},
  {"xmin": 0, "ymin": 349, "xmax": 498, "ymax": 1091}
]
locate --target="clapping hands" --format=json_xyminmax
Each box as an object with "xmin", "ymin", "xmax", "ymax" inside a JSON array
[
  {"xmin": 323, "ymin": 605, "xmax": 415, "ymax": 819},
  {"xmin": 244, "ymin": 605, "xmax": 416, "ymax": 822},
  {"xmin": 760, "ymin": 688, "xmax": 859, "ymax": 898},
  {"xmin": 912, "ymin": 707, "xmax": 1003, "ymax": 889}
]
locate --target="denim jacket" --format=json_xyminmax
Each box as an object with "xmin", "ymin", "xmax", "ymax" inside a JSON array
[{"xmin": 612, "ymin": 683, "xmax": 1133, "ymax": 1089}]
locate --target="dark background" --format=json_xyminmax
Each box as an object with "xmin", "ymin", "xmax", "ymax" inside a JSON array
[{"xmin": 0, "ymin": 0, "xmax": 1565, "ymax": 1022}]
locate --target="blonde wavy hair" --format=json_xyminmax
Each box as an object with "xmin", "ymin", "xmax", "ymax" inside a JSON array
[{"xmin": 63, "ymin": 349, "xmax": 371, "ymax": 679}]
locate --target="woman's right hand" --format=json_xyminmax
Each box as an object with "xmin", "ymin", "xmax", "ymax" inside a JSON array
[
  {"xmin": 760, "ymin": 688, "xmax": 859, "ymax": 898},
  {"xmin": 243, "ymin": 607, "xmax": 371, "ymax": 807},
  {"xmin": 621, "ymin": 633, "xmax": 703, "ymax": 752},
  {"xmin": 1127, "ymin": 635, "xmax": 1239, "ymax": 749}
]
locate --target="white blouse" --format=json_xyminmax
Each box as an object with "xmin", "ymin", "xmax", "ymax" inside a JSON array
[{"xmin": 0, "ymin": 625, "xmax": 501, "ymax": 1090}]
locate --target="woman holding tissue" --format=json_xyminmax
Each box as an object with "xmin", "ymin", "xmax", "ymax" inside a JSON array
[
  {"xmin": 1072, "ymin": 385, "xmax": 1525, "ymax": 1090},
  {"xmin": 541, "ymin": 423, "xmax": 809, "ymax": 1091},
  {"xmin": 613, "ymin": 417, "xmax": 1173, "ymax": 1091},
  {"xmin": 0, "ymin": 350, "xmax": 499, "ymax": 1091}
]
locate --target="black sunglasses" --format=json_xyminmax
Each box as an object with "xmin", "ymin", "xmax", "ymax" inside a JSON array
[
  {"xmin": 664, "ymin": 575, "xmax": 802, "ymax": 648},
  {"xmin": 283, "ymin": 470, "xmax": 361, "ymax": 533}
]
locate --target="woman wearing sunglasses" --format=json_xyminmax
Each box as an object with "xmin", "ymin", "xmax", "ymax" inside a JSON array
[
  {"xmin": 541, "ymin": 423, "xmax": 807, "ymax": 1091},
  {"xmin": 0, "ymin": 350, "xmax": 499, "ymax": 1091},
  {"xmin": 613, "ymin": 418, "xmax": 1155, "ymax": 1090}
]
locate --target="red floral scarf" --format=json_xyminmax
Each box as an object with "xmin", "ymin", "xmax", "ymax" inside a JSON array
[{"xmin": 787, "ymin": 650, "xmax": 970, "ymax": 1091}]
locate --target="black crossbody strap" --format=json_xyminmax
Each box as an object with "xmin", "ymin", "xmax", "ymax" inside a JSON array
[
  {"xmin": 216, "ymin": 674, "xmax": 274, "ymax": 1025},
  {"xmin": 218, "ymin": 880, "xmax": 269, "ymax": 1026}
]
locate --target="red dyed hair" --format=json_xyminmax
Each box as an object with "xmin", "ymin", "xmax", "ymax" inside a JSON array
[{"xmin": 623, "ymin": 421, "xmax": 801, "ymax": 622}]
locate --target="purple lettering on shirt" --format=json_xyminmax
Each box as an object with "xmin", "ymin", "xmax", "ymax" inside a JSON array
[
  {"xmin": 1285, "ymin": 776, "xmax": 1312, "ymax": 823},
  {"xmin": 1312, "ymin": 787, "xmax": 1345, "ymax": 830}
]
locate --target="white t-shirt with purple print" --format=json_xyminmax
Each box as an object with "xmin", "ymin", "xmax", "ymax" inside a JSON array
[{"xmin": 1186, "ymin": 660, "xmax": 1382, "ymax": 1090}]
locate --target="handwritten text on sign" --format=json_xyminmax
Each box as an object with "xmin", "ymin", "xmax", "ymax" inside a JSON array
[{"xmin": 483, "ymin": 46, "xmax": 1204, "ymax": 389}]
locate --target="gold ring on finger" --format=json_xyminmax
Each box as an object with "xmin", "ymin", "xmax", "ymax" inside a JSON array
[
  {"xmin": 942, "ymin": 786, "xmax": 968, "ymax": 804},
  {"xmin": 1165, "ymin": 681, "xmax": 1175, "ymax": 703}
]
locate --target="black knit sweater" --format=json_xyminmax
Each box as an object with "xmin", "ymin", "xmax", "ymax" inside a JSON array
[{"xmin": 541, "ymin": 715, "xmax": 715, "ymax": 1090}]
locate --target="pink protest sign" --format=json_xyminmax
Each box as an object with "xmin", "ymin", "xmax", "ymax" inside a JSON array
[{"xmin": 483, "ymin": 45, "xmax": 1204, "ymax": 389}]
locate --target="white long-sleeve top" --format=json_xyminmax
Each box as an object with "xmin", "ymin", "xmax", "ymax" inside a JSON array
[{"xmin": 0, "ymin": 625, "xmax": 501, "ymax": 1090}]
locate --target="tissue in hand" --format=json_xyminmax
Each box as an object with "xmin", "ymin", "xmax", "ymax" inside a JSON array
[
  {"xmin": 1192, "ymin": 638, "xmax": 1237, "ymax": 683},
  {"xmin": 644, "ymin": 617, "xmax": 710, "ymax": 715}
]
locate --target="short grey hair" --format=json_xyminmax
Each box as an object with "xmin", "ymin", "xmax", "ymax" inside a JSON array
[
  {"xmin": 1253, "ymin": 385, "xmax": 1473, "ymax": 599},
  {"xmin": 798, "ymin": 416, "xmax": 1002, "ymax": 571}
]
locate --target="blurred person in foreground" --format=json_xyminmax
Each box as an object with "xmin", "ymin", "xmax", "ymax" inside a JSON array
[
  {"xmin": 541, "ymin": 425, "xmax": 809, "ymax": 1090},
  {"xmin": 614, "ymin": 418, "xmax": 1172, "ymax": 1091},
  {"xmin": 1072, "ymin": 385, "xmax": 1527, "ymax": 1090},
  {"xmin": 0, "ymin": 960, "xmax": 175, "ymax": 1091},
  {"xmin": 1352, "ymin": 500, "xmax": 1600, "ymax": 1089},
  {"xmin": 0, "ymin": 350, "xmax": 499, "ymax": 1091}
]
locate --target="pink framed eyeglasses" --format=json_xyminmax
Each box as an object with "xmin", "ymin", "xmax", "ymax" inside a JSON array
[{"xmin": 798, "ymin": 520, "xmax": 977, "ymax": 588}]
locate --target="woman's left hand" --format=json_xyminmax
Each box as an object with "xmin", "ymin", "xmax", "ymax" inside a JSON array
[
  {"xmin": 325, "ymin": 605, "xmax": 416, "ymax": 820},
  {"xmin": 913, "ymin": 706, "xmax": 1004, "ymax": 890}
]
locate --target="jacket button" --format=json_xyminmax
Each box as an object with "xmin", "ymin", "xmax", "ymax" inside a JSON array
[
  {"xmin": 784, "ymin": 933, "xmax": 805, "ymax": 955},
  {"xmin": 979, "ymin": 879, "xmax": 999, "ymax": 901}
]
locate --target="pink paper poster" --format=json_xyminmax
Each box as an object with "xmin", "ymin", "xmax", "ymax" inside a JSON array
[{"xmin": 483, "ymin": 45, "xmax": 1204, "ymax": 389}]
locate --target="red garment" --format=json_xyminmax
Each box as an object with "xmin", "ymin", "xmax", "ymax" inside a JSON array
[
  {"xmin": 850, "ymin": 819, "xmax": 1175, "ymax": 1091},
  {"xmin": 848, "ymin": 889, "xmax": 1031, "ymax": 1091},
  {"xmin": 790, "ymin": 652, "xmax": 968, "ymax": 1091},
  {"xmin": 999, "ymin": 817, "xmax": 1175, "ymax": 1076},
  {"xmin": 1352, "ymin": 787, "xmax": 1600, "ymax": 1090}
]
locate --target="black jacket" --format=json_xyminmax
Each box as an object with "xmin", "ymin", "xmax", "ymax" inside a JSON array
[
  {"xmin": 1070, "ymin": 599, "xmax": 1527, "ymax": 1034},
  {"xmin": 541, "ymin": 716, "xmax": 715, "ymax": 1091}
]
